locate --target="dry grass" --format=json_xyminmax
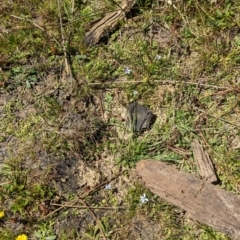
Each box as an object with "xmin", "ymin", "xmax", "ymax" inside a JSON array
[{"xmin": 0, "ymin": 0, "xmax": 239, "ymax": 239}]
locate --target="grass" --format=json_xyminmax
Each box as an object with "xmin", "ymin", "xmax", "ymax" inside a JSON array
[{"xmin": 0, "ymin": 0, "xmax": 239, "ymax": 239}]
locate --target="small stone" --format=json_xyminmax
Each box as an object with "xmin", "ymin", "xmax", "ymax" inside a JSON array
[{"xmin": 126, "ymin": 102, "xmax": 156, "ymax": 132}]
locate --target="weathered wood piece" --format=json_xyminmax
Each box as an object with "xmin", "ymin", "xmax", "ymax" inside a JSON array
[
  {"xmin": 84, "ymin": 0, "xmax": 136, "ymax": 45},
  {"xmin": 135, "ymin": 160, "xmax": 240, "ymax": 240},
  {"xmin": 192, "ymin": 139, "xmax": 218, "ymax": 184}
]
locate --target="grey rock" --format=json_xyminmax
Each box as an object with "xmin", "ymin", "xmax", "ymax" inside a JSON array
[{"xmin": 126, "ymin": 102, "xmax": 156, "ymax": 132}]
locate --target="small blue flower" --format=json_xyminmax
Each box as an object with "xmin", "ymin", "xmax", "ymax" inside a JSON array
[
  {"xmin": 155, "ymin": 54, "xmax": 162, "ymax": 60},
  {"xmin": 140, "ymin": 193, "xmax": 149, "ymax": 203},
  {"xmin": 124, "ymin": 67, "xmax": 132, "ymax": 74},
  {"xmin": 133, "ymin": 90, "xmax": 138, "ymax": 96},
  {"xmin": 104, "ymin": 184, "xmax": 111, "ymax": 190}
]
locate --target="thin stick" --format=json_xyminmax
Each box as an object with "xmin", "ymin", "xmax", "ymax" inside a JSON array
[
  {"xmin": 38, "ymin": 170, "xmax": 126, "ymax": 221},
  {"xmin": 194, "ymin": 106, "xmax": 239, "ymax": 128},
  {"xmin": 38, "ymin": 198, "xmax": 78, "ymax": 221},
  {"xmin": 78, "ymin": 198, "xmax": 107, "ymax": 240},
  {"xmin": 10, "ymin": 14, "xmax": 45, "ymax": 31},
  {"xmin": 88, "ymin": 79, "xmax": 229, "ymax": 90},
  {"xmin": 51, "ymin": 203, "xmax": 126, "ymax": 210},
  {"xmin": 71, "ymin": 0, "xmax": 75, "ymax": 14},
  {"xmin": 0, "ymin": 181, "xmax": 11, "ymax": 186},
  {"xmin": 57, "ymin": 0, "xmax": 74, "ymax": 86}
]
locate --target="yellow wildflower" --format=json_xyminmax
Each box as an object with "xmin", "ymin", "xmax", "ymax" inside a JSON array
[
  {"xmin": 0, "ymin": 211, "xmax": 4, "ymax": 218},
  {"xmin": 15, "ymin": 234, "xmax": 28, "ymax": 240}
]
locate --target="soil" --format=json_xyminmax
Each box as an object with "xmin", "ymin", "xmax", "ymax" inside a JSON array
[{"xmin": 1, "ymin": 3, "xmax": 238, "ymax": 239}]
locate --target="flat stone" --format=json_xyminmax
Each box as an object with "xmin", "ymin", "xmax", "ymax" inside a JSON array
[{"xmin": 126, "ymin": 102, "xmax": 156, "ymax": 132}]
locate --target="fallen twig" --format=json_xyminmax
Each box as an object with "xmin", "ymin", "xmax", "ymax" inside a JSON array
[
  {"xmin": 50, "ymin": 203, "xmax": 126, "ymax": 210},
  {"xmin": 10, "ymin": 14, "xmax": 45, "ymax": 31},
  {"xmin": 88, "ymin": 79, "xmax": 229, "ymax": 90}
]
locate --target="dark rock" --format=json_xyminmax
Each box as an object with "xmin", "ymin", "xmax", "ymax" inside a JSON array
[{"xmin": 126, "ymin": 102, "xmax": 156, "ymax": 132}]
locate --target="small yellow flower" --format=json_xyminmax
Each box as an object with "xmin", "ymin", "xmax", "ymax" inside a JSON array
[
  {"xmin": 15, "ymin": 234, "xmax": 28, "ymax": 240},
  {"xmin": 0, "ymin": 211, "xmax": 4, "ymax": 218}
]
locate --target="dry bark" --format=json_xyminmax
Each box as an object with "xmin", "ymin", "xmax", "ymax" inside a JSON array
[
  {"xmin": 84, "ymin": 0, "xmax": 136, "ymax": 45},
  {"xmin": 135, "ymin": 160, "xmax": 240, "ymax": 240},
  {"xmin": 192, "ymin": 139, "xmax": 218, "ymax": 183}
]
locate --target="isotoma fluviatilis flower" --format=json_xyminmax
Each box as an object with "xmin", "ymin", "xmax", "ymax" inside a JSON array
[
  {"xmin": 124, "ymin": 67, "xmax": 132, "ymax": 74},
  {"xmin": 140, "ymin": 193, "xmax": 149, "ymax": 203},
  {"xmin": 155, "ymin": 54, "xmax": 162, "ymax": 60},
  {"xmin": 133, "ymin": 90, "xmax": 138, "ymax": 96},
  {"xmin": 104, "ymin": 184, "xmax": 111, "ymax": 190}
]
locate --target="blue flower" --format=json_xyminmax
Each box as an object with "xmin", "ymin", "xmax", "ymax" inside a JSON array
[
  {"xmin": 155, "ymin": 54, "xmax": 162, "ymax": 60},
  {"xmin": 140, "ymin": 193, "xmax": 149, "ymax": 203},
  {"xmin": 133, "ymin": 90, "xmax": 138, "ymax": 96},
  {"xmin": 124, "ymin": 67, "xmax": 132, "ymax": 74},
  {"xmin": 104, "ymin": 184, "xmax": 111, "ymax": 190}
]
